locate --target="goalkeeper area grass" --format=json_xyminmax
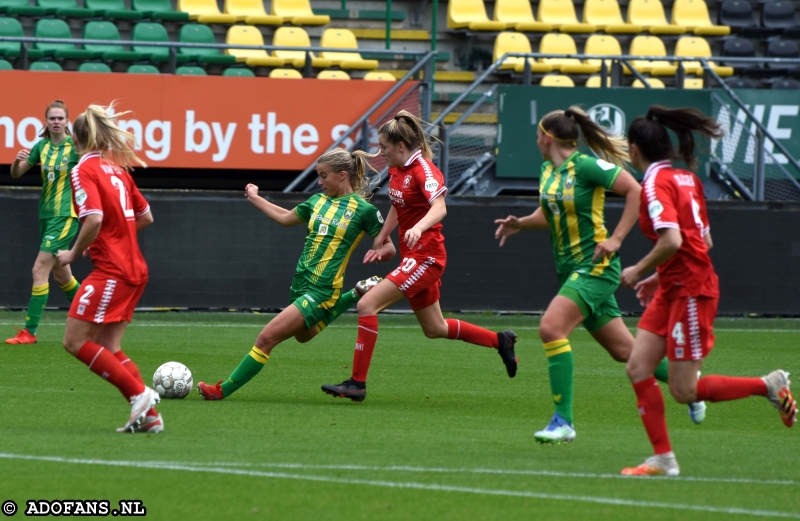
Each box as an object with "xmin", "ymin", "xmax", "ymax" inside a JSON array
[{"xmin": 1, "ymin": 311, "xmax": 798, "ymax": 520}]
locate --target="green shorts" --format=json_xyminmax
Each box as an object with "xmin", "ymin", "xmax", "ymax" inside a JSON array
[
  {"xmin": 557, "ymin": 270, "xmax": 621, "ymax": 333},
  {"xmin": 289, "ymin": 280, "xmax": 343, "ymax": 331},
  {"xmin": 39, "ymin": 217, "xmax": 78, "ymax": 254}
]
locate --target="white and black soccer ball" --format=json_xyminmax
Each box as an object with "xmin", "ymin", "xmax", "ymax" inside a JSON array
[{"xmin": 153, "ymin": 361, "xmax": 193, "ymax": 399}]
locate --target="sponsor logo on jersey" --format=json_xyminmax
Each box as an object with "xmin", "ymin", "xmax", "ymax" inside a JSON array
[
  {"xmin": 675, "ymin": 347, "xmax": 684, "ymax": 359},
  {"xmin": 75, "ymin": 188, "xmax": 88, "ymax": 205},
  {"xmin": 304, "ymin": 294, "xmax": 316, "ymax": 303},
  {"xmin": 318, "ymin": 224, "xmax": 329, "ymax": 236},
  {"xmin": 648, "ymin": 200, "xmax": 664, "ymax": 218},
  {"xmin": 77, "ymin": 304, "xmax": 86, "ymax": 315},
  {"xmin": 312, "ymin": 214, "xmax": 349, "ymax": 229},
  {"xmin": 424, "ymin": 179, "xmax": 439, "ymax": 192},
  {"xmin": 403, "ymin": 175, "xmax": 412, "ymax": 189},
  {"xmin": 388, "ymin": 187, "xmax": 406, "ymax": 206},
  {"xmin": 596, "ymin": 159, "xmax": 617, "ymax": 171},
  {"xmin": 376, "ymin": 210, "xmax": 384, "ymax": 224},
  {"xmin": 47, "ymin": 171, "xmax": 55, "ymax": 182}
]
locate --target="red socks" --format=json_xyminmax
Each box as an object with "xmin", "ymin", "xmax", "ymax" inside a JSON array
[
  {"xmin": 632, "ymin": 377, "xmax": 672, "ymax": 455},
  {"xmin": 445, "ymin": 319, "xmax": 499, "ymax": 348},
  {"xmin": 114, "ymin": 350, "xmax": 158, "ymax": 416},
  {"xmin": 696, "ymin": 375, "xmax": 768, "ymax": 402},
  {"xmin": 351, "ymin": 315, "xmax": 379, "ymax": 383},
  {"xmin": 76, "ymin": 342, "xmax": 144, "ymax": 400}
]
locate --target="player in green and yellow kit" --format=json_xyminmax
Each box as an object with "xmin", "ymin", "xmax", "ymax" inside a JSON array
[
  {"xmin": 6, "ymin": 100, "xmax": 81, "ymax": 345},
  {"xmin": 494, "ymin": 106, "xmax": 706, "ymax": 444},
  {"xmin": 197, "ymin": 148, "xmax": 395, "ymax": 400}
]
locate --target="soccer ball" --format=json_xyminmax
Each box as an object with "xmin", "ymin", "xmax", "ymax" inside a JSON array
[{"xmin": 153, "ymin": 361, "xmax": 193, "ymax": 399}]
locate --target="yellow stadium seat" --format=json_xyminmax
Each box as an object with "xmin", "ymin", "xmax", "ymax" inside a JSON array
[
  {"xmin": 178, "ymin": 0, "xmax": 236, "ymax": 23},
  {"xmin": 538, "ymin": 0, "xmax": 597, "ymax": 32},
  {"xmin": 271, "ymin": 0, "xmax": 329, "ymax": 25},
  {"xmin": 627, "ymin": 0, "xmax": 687, "ymax": 34},
  {"xmin": 317, "ymin": 70, "xmax": 350, "ymax": 80},
  {"xmin": 448, "ymin": 0, "xmax": 507, "ymax": 30},
  {"xmin": 493, "ymin": 0, "xmax": 553, "ymax": 32},
  {"xmin": 539, "ymin": 33, "xmax": 600, "ymax": 73},
  {"xmin": 672, "ymin": 0, "xmax": 731, "ymax": 35},
  {"xmin": 270, "ymin": 68, "xmax": 303, "ymax": 78},
  {"xmin": 583, "ymin": 0, "xmax": 642, "ymax": 33},
  {"xmin": 492, "ymin": 32, "xmax": 554, "ymax": 73},
  {"xmin": 674, "ymin": 36, "xmax": 734, "ymax": 76},
  {"xmin": 684, "ymin": 77, "xmax": 704, "ymax": 89},
  {"xmin": 363, "ymin": 71, "xmax": 396, "ymax": 81},
  {"xmin": 272, "ymin": 27, "xmax": 331, "ymax": 68},
  {"xmin": 319, "ymin": 28, "xmax": 379, "ymax": 70},
  {"xmin": 632, "ymin": 77, "xmax": 666, "ymax": 87},
  {"xmin": 540, "ymin": 74, "xmax": 575, "ymax": 86},
  {"xmin": 225, "ymin": 25, "xmax": 284, "ymax": 66},
  {"xmin": 224, "ymin": 0, "xmax": 281, "ymax": 25},
  {"xmin": 626, "ymin": 35, "xmax": 677, "ymax": 75},
  {"xmin": 585, "ymin": 74, "xmax": 611, "ymax": 87},
  {"xmin": 583, "ymin": 34, "xmax": 621, "ymax": 69}
]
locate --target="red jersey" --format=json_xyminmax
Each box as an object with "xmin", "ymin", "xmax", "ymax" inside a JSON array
[
  {"xmin": 387, "ymin": 150, "xmax": 448, "ymax": 256},
  {"xmin": 639, "ymin": 160, "xmax": 719, "ymax": 299},
  {"xmin": 71, "ymin": 153, "xmax": 149, "ymax": 285}
]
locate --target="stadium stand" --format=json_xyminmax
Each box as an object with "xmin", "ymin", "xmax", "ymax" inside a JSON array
[
  {"xmin": 725, "ymin": 76, "xmax": 756, "ymax": 87},
  {"xmin": 0, "ymin": 0, "xmax": 48, "ymax": 17},
  {"xmin": 85, "ymin": 0, "xmax": 142, "ymax": 20},
  {"xmin": 319, "ymin": 28, "xmax": 378, "ymax": 70},
  {"xmin": 37, "ymin": 0, "xmax": 97, "ymax": 18},
  {"xmin": 772, "ymin": 77, "xmax": 800, "ymax": 88},
  {"xmin": 178, "ymin": 24, "xmax": 236, "ymax": 64},
  {"xmin": 29, "ymin": 60, "xmax": 62, "ymax": 70},
  {"xmin": 132, "ymin": 22, "xmax": 170, "ymax": 62},
  {"xmin": 538, "ymin": 33, "xmax": 600, "ymax": 73},
  {"xmin": 583, "ymin": 0, "xmax": 643, "ymax": 33},
  {"xmin": 225, "ymin": 25, "xmax": 283, "ymax": 67},
  {"xmin": 493, "ymin": 31, "xmax": 554, "ymax": 72},
  {"xmin": 269, "ymin": 67, "xmax": 302, "ymax": 77},
  {"xmin": 672, "ymin": 0, "xmax": 731, "ymax": 35},
  {"xmin": 448, "ymin": 0, "xmax": 507, "ymax": 31},
  {"xmin": 583, "ymin": 34, "xmax": 622, "ymax": 68},
  {"xmin": 271, "ymin": 0, "xmax": 329, "ymax": 25},
  {"xmin": 633, "ymin": 77, "xmax": 667, "ymax": 87},
  {"xmin": 720, "ymin": 37, "xmax": 757, "ymax": 69},
  {"xmin": 176, "ymin": 64, "xmax": 206, "ymax": 74},
  {"xmin": 35, "ymin": 19, "xmax": 97, "ymax": 60},
  {"xmin": 493, "ymin": 0, "xmax": 553, "ymax": 32},
  {"xmin": 0, "ymin": 17, "xmax": 32, "ymax": 60},
  {"xmin": 540, "ymin": 74, "xmax": 575, "ymax": 86},
  {"xmin": 674, "ymin": 36, "xmax": 734, "ymax": 75},
  {"xmin": 131, "ymin": 0, "xmax": 189, "ymax": 21},
  {"xmin": 222, "ymin": 66, "xmax": 254, "ymax": 76},
  {"xmin": 0, "ymin": 58, "xmax": 11, "ymax": 69},
  {"xmin": 224, "ymin": 0, "xmax": 280, "ymax": 25},
  {"xmin": 683, "ymin": 77, "xmax": 704, "ymax": 88},
  {"xmin": 628, "ymin": 0, "xmax": 687, "ymax": 34},
  {"xmin": 761, "ymin": 0, "xmax": 799, "ymax": 30},
  {"xmin": 127, "ymin": 63, "xmax": 159, "ymax": 73},
  {"xmin": 84, "ymin": 21, "xmax": 145, "ymax": 61},
  {"xmin": 718, "ymin": 0, "xmax": 757, "ymax": 30},
  {"xmin": 585, "ymin": 74, "xmax": 612, "ymax": 86},
  {"xmin": 626, "ymin": 35, "xmax": 678, "ymax": 75},
  {"xmin": 363, "ymin": 71, "xmax": 396, "ymax": 81},
  {"xmin": 538, "ymin": 0, "xmax": 597, "ymax": 32},
  {"xmin": 273, "ymin": 26, "xmax": 331, "ymax": 68},
  {"xmin": 317, "ymin": 69, "xmax": 349, "ymax": 79},
  {"xmin": 178, "ymin": 0, "xmax": 236, "ymax": 24},
  {"xmin": 78, "ymin": 62, "xmax": 112, "ymax": 72}
]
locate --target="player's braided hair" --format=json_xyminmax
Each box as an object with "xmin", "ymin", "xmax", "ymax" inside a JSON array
[
  {"xmin": 316, "ymin": 148, "xmax": 379, "ymax": 199},
  {"xmin": 628, "ymin": 105, "xmax": 722, "ymax": 170},
  {"xmin": 539, "ymin": 106, "xmax": 629, "ymax": 168},
  {"xmin": 378, "ymin": 110, "xmax": 438, "ymax": 160},
  {"xmin": 72, "ymin": 102, "xmax": 146, "ymax": 170},
  {"xmin": 39, "ymin": 100, "xmax": 71, "ymax": 139}
]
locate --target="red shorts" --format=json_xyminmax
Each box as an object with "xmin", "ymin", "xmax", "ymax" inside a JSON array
[
  {"xmin": 638, "ymin": 292, "xmax": 718, "ymax": 361},
  {"xmin": 385, "ymin": 254, "xmax": 446, "ymax": 311},
  {"xmin": 68, "ymin": 273, "xmax": 146, "ymax": 324}
]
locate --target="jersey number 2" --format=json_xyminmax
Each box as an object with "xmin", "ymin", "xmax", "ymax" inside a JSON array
[{"xmin": 110, "ymin": 175, "xmax": 135, "ymax": 218}]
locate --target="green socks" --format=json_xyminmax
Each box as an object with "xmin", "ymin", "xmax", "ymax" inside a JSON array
[
  {"xmin": 24, "ymin": 283, "xmax": 49, "ymax": 335},
  {"xmin": 543, "ymin": 339, "xmax": 575, "ymax": 425},
  {"xmin": 318, "ymin": 288, "xmax": 359, "ymax": 330},
  {"xmin": 220, "ymin": 346, "xmax": 270, "ymax": 397},
  {"xmin": 60, "ymin": 277, "xmax": 80, "ymax": 302},
  {"xmin": 654, "ymin": 358, "xmax": 669, "ymax": 383}
]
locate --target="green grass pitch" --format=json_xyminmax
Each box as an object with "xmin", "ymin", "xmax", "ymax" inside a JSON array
[{"xmin": 1, "ymin": 310, "xmax": 798, "ymax": 520}]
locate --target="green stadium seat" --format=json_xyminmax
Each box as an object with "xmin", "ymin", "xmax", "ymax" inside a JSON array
[
  {"xmin": 84, "ymin": 21, "xmax": 145, "ymax": 61},
  {"xmin": 178, "ymin": 24, "xmax": 236, "ymax": 64},
  {"xmin": 0, "ymin": 0, "xmax": 48, "ymax": 16},
  {"xmin": 78, "ymin": 62, "xmax": 112, "ymax": 72},
  {"xmin": 0, "ymin": 17, "xmax": 22, "ymax": 57},
  {"xmin": 29, "ymin": 60, "xmax": 63, "ymax": 71},
  {"xmin": 175, "ymin": 64, "xmax": 206, "ymax": 74},
  {"xmin": 35, "ymin": 19, "xmax": 100, "ymax": 60},
  {"xmin": 127, "ymin": 63, "xmax": 160, "ymax": 73},
  {"xmin": 85, "ymin": 0, "xmax": 142, "ymax": 20},
  {"xmin": 222, "ymin": 66, "xmax": 254, "ymax": 76},
  {"xmin": 0, "ymin": 58, "xmax": 12, "ymax": 69},
  {"xmin": 37, "ymin": 0, "xmax": 98, "ymax": 17},
  {"xmin": 132, "ymin": 0, "xmax": 189, "ymax": 21},
  {"xmin": 132, "ymin": 22, "xmax": 170, "ymax": 62}
]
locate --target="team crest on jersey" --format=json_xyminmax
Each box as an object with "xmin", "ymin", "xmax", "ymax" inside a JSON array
[
  {"xmin": 424, "ymin": 179, "xmax": 439, "ymax": 192},
  {"xmin": 403, "ymin": 175, "xmax": 412, "ymax": 189},
  {"xmin": 75, "ymin": 188, "xmax": 88, "ymax": 205},
  {"xmin": 564, "ymin": 175, "xmax": 575, "ymax": 189},
  {"xmin": 376, "ymin": 210, "xmax": 384, "ymax": 224},
  {"xmin": 343, "ymin": 208, "xmax": 355, "ymax": 221},
  {"xmin": 62, "ymin": 155, "xmax": 69, "ymax": 164}
]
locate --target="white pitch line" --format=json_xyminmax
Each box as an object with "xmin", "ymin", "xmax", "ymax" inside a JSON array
[{"xmin": 0, "ymin": 454, "xmax": 796, "ymax": 518}]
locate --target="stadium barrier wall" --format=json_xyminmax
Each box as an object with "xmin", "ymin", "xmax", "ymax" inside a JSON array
[
  {"xmin": 0, "ymin": 71, "xmax": 416, "ymax": 170},
  {"xmin": 3, "ymin": 190, "xmax": 800, "ymax": 315}
]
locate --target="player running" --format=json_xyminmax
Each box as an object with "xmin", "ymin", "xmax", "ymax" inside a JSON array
[
  {"xmin": 494, "ymin": 106, "xmax": 704, "ymax": 445},
  {"xmin": 56, "ymin": 103, "xmax": 163, "ymax": 434},
  {"xmin": 6, "ymin": 100, "xmax": 81, "ymax": 345},
  {"xmin": 620, "ymin": 105, "xmax": 796, "ymax": 476},
  {"xmin": 196, "ymin": 148, "xmax": 395, "ymax": 400},
  {"xmin": 320, "ymin": 110, "xmax": 518, "ymax": 403}
]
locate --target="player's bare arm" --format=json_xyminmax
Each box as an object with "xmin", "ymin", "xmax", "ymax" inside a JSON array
[
  {"xmin": 621, "ymin": 227, "xmax": 682, "ymax": 288},
  {"xmin": 57, "ymin": 213, "xmax": 103, "ymax": 266},
  {"xmin": 593, "ymin": 170, "xmax": 642, "ymax": 263},
  {"xmin": 10, "ymin": 149, "xmax": 33, "ymax": 178},
  {"xmin": 494, "ymin": 207, "xmax": 548, "ymax": 247},
  {"xmin": 704, "ymin": 231, "xmax": 713, "ymax": 250},
  {"xmin": 405, "ymin": 196, "xmax": 446, "ymax": 250},
  {"xmin": 244, "ymin": 183, "xmax": 303, "ymax": 226},
  {"xmin": 364, "ymin": 236, "xmax": 396, "ymax": 264},
  {"xmin": 135, "ymin": 210, "xmax": 154, "ymax": 231}
]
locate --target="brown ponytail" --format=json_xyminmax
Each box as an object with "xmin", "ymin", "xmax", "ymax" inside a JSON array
[
  {"xmin": 378, "ymin": 110, "xmax": 437, "ymax": 160},
  {"xmin": 539, "ymin": 106, "xmax": 629, "ymax": 167}
]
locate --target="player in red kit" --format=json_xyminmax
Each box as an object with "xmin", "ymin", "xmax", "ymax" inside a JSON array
[
  {"xmin": 620, "ymin": 106, "xmax": 796, "ymax": 476},
  {"xmin": 321, "ymin": 110, "xmax": 518, "ymax": 402},
  {"xmin": 56, "ymin": 104, "xmax": 162, "ymax": 434}
]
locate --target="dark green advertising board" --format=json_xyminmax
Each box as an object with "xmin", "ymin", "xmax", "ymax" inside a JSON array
[{"xmin": 496, "ymin": 86, "xmax": 800, "ymax": 181}]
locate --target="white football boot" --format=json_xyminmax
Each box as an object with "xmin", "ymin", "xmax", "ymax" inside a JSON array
[
  {"xmin": 355, "ymin": 276, "xmax": 383, "ymax": 297},
  {"xmin": 119, "ymin": 387, "xmax": 160, "ymax": 432},
  {"xmin": 534, "ymin": 413, "xmax": 576, "ymax": 444},
  {"xmin": 762, "ymin": 370, "xmax": 797, "ymax": 427},
  {"xmin": 621, "ymin": 452, "xmax": 680, "ymax": 476}
]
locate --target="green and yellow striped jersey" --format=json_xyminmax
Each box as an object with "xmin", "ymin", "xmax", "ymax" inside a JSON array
[
  {"xmin": 294, "ymin": 192, "xmax": 384, "ymax": 289},
  {"xmin": 26, "ymin": 136, "xmax": 79, "ymax": 219},
  {"xmin": 539, "ymin": 151, "xmax": 622, "ymax": 277}
]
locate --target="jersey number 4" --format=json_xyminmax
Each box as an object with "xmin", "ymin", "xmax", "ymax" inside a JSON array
[{"xmin": 110, "ymin": 175, "xmax": 135, "ymax": 218}]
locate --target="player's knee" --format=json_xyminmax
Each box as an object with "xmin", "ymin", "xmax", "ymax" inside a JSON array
[
  {"xmin": 538, "ymin": 318, "xmax": 563, "ymax": 344},
  {"xmin": 356, "ymin": 298, "xmax": 377, "ymax": 316},
  {"xmin": 669, "ymin": 384, "xmax": 696, "ymax": 404},
  {"xmin": 626, "ymin": 358, "xmax": 646, "ymax": 382},
  {"xmin": 422, "ymin": 324, "xmax": 446, "ymax": 339},
  {"xmin": 608, "ymin": 344, "xmax": 631, "ymax": 363}
]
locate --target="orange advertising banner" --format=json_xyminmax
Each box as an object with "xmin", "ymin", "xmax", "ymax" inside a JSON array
[{"xmin": 0, "ymin": 71, "xmax": 417, "ymax": 170}]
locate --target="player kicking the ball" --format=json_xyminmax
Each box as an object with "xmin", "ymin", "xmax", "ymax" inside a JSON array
[
  {"xmin": 197, "ymin": 148, "xmax": 394, "ymax": 400},
  {"xmin": 57, "ymin": 103, "xmax": 162, "ymax": 434},
  {"xmin": 620, "ymin": 106, "xmax": 796, "ymax": 476}
]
